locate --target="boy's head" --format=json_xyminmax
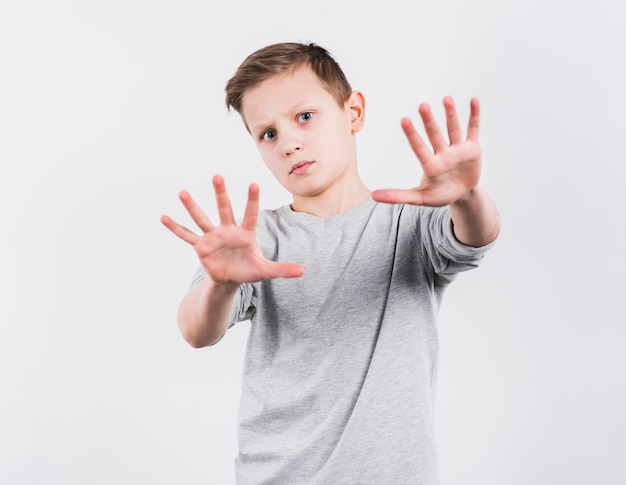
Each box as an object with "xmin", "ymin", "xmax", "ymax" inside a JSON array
[
  {"xmin": 224, "ymin": 42, "xmax": 368, "ymax": 212},
  {"xmin": 225, "ymin": 42, "xmax": 352, "ymax": 118}
]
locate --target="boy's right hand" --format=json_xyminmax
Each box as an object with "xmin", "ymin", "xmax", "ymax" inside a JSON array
[{"xmin": 161, "ymin": 175, "xmax": 304, "ymax": 285}]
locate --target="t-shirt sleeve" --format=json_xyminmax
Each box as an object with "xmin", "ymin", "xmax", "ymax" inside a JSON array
[
  {"xmin": 189, "ymin": 266, "xmax": 256, "ymax": 329},
  {"xmin": 414, "ymin": 206, "xmax": 496, "ymax": 280}
]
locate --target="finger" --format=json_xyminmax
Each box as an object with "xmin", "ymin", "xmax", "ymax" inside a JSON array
[
  {"xmin": 401, "ymin": 117, "xmax": 433, "ymax": 163},
  {"xmin": 265, "ymin": 261, "xmax": 305, "ymax": 279},
  {"xmin": 212, "ymin": 175, "xmax": 236, "ymax": 226},
  {"xmin": 371, "ymin": 189, "xmax": 428, "ymax": 206},
  {"xmin": 466, "ymin": 97, "xmax": 480, "ymax": 141},
  {"xmin": 160, "ymin": 214, "xmax": 200, "ymax": 245},
  {"xmin": 372, "ymin": 188, "xmax": 453, "ymax": 208},
  {"xmin": 241, "ymin": 183, "xmax": 260, "ymax": 231},
  {"xmin": 418, "ymin": 103, "xmax": 448, "ymax": 153},
  {"xmin": 179, "ymin": 190, "xmax": 215, "ymax": 233},
  {"xmin": 443, "ymin": 96, "xmax": 463, "ymax": 144}
]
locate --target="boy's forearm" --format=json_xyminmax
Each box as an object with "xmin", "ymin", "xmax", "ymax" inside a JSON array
[
  {"xmin": 449, "ymin": 185, "xmax": 500, "ymax": 248},
  {"xmin": 177, "ymin": 277, "xmax": 239, "ymax": 348}
]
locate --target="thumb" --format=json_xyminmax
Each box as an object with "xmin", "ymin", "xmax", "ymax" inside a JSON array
[
  {"xmin": 372, "ymin": 189, "xmax": 428, "ymax": 205},
  {"xmin": 268, "ymin": 262, "xmax": 305, "ymax": 279}
]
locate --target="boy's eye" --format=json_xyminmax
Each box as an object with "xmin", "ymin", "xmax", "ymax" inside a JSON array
[
  {"xmin": 298, "ymin": 112, "xmax": 313, "ymax": 122},
  {"xmin": 261, "ymin": 130, "xmax": 277, "ymax": 141}
]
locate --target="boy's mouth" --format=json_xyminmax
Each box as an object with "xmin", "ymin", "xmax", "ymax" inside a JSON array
[{"xmin": 290, "ymin": 161, "xmax": 314, "ymax": 175}]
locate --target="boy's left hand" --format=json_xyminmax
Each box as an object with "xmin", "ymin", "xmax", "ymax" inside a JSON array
[{"xmin": 372, "ymin": 97, "xmax": 481, "ymax": 207}]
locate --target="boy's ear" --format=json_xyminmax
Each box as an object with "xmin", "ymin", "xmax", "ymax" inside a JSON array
[{"xmin": 347, "ymin": 91, "xmax": 366, "ymax": 133}]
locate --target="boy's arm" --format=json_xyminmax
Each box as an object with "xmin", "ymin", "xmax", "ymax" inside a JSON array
[
  {"xmin": 161, "ymin": 176, "xmax": 304, "ymax": 348},
  {"xmin": 176, "ymin": 277, "xmax": 239, "ymax": 347},
  {"xmin": 372, "ymin": 97, "xmax": 499, "ymax": 247},
  {"xmin": 449, "ymin": 184, "xmax": 499, "ymax": 247}
]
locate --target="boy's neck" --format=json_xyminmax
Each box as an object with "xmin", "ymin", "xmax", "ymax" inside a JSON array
[{"xmin": 290, "ymin": 179, "xmax": 372, "ymax": 219}]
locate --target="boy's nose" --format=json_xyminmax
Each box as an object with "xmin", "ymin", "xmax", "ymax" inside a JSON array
[{"xmin": 283, "ymin": 138, "xmax": 303, "ymax": 156}]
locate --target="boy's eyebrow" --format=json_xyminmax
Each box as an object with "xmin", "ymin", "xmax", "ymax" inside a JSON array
[
  {"xmin": 248, "ymin": 99, "xmax": 316, "ymax": 134},
  {"xmin": 248, "ymin": 120, "xmax": 271, "ymax": 135}
]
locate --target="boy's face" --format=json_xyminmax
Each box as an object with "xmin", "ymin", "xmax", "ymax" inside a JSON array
[{"xmin": 241, "ymin": 65, "xmax": 365, "ymax": 205}]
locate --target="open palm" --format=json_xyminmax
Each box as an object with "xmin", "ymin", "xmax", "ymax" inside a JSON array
[
  {"xmin": 161, "ymin": 176, "xmax": 303, "ymax": 284},
  {"xmin": 372, "ymin": 97, "xmax": 482, "ymax": 207}
]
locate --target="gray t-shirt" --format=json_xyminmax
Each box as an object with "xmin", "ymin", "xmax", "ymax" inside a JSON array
[{"xmin": 192, "ymin": 197, "xmax": 494, "ymax": 484}]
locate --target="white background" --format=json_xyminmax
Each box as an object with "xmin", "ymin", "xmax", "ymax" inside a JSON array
[{"xmin": 1, "ymin": 1, "xmax": 625, "ymax": 484}]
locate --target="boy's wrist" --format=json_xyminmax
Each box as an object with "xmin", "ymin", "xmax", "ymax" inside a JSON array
[
  {"xmin": 451, "ymin": 185, "xmax": 481, "ymax": 208},
  {"xmin": 201, "ymin": 275, "xmax": 240, "ymax": 298},
  {"xmin": 210, "ymin": 279, "xmax": 241, "ymax": 293}
]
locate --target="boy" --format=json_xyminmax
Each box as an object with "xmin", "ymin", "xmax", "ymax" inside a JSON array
[{"xmin": 161, "ymin": 42, "xmax": 499, "ymax": 484}]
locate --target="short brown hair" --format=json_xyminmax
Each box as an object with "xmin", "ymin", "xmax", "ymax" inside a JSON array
[{"xmin": 225, "ymin": 42, "xmax": 353, "ymax": 115}]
